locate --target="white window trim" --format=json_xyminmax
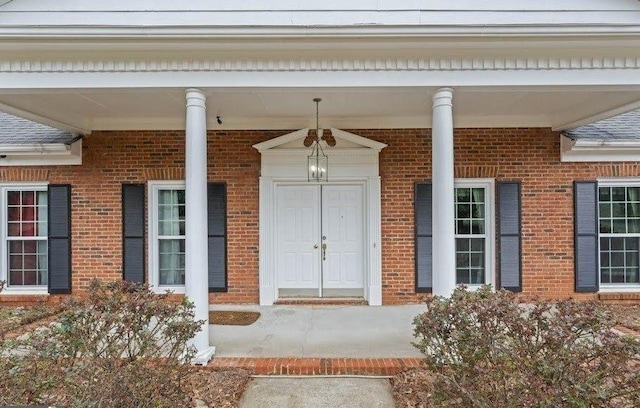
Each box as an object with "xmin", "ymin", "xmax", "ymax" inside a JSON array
[
  {"xmin": 0, "ymin": 182, "xmax": 49, "ymax": 295},
  {"xmin": 597, "ymin": 178, "xmax": 640, "ymax": 292},
  {"xmin": 148, "ymin": 180, "xmax": 186, "ymax": 295},
  {"xmin": 454, "ymin": 179, "xmax": 495, "ymax": 290}
]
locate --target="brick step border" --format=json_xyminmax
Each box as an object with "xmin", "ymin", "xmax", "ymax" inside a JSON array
[
  {"xmin": 207, "ymin": 357, "xmax": 423, "ymax": 376},
  {"xmin": 273, "ymin": 298, "xmax": 368, "ymax": 306}
]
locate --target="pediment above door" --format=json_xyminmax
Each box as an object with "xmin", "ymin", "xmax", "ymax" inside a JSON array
[{"xmin": 253, "ymin": 128, "xmax": 387, "ymax": 153}]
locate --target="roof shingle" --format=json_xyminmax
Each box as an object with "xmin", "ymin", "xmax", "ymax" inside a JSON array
[
  {"xmin": 0, "ymin": 111, "xmax": 74, "ymax": 145},
  {"xmin": 564, "ymin": 109, "xmax": 640, "ymax": 140}
]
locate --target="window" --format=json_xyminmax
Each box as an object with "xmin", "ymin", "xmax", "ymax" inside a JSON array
[
  {"xmin": 149, "ymin": 182, "xmax": 186, "ymax": 292},
  {"xmin": 598, "ymin": 183, "xmax": 640, "ymax": 287},
  {"xmin": 1, "ymin": 185, "xmax": 48, "ymax": 291},
  {"xmin": 455, "ymin": 187, "xmax": 487, "ymax": 285},
  {"xmin": 415, "ymin": 179, "xmax": 495, "ymax": 291},
  {"xmin": 147, "ymin": 181, "xmax": 227, "ymax": 293}
]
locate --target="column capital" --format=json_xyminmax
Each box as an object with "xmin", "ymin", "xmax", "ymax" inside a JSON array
[
  {"xmin": 433, "ymin": 87, "xmax": 454, "ymax": 108},
  {"xmin": 185, "ymin": 88, "xmax": 206, "ymax": 108}
]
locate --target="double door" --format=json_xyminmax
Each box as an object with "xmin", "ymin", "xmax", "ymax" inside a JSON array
[{"xmin": 276, "ymin": 184, "xmax": 364, "ymax": 298}]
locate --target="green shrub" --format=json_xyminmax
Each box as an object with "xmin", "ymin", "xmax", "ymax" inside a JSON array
[
  {"xmin": 413, "ymin": 286, "xmax": 640, "ymax": 407},
  {"xmin": 0, "ymin": 280, "xmax": 203, "ymax": 407}
]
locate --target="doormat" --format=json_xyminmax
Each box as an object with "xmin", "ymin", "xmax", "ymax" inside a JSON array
[{"xmin": 209, "ymin": 311, "xmax": 261, "ymax": 326}]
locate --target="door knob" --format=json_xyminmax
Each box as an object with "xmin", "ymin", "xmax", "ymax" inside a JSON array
[{"xmin": 314, "ymin": 244, "xmax": 319, "ymax": 249}]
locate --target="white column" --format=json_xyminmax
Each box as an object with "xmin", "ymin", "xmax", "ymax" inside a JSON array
[
  {"xmin": 432, "ymin": 88, "xmax": 456, "ymax": 297},
  {"xmin": 185, "ymin": 88, "xmax": 215, "ymax": 364},
  {"xmin": 368, "ymin": 176, "xmax": 383, "ymax": 306}
]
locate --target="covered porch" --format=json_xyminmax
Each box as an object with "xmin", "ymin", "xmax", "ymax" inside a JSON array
[{"xmin": 1, "ymin": 0, "xmax": 640, "ymax": 364}]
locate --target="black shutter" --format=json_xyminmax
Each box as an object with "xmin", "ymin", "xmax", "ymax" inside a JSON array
[
  {"xmin": 208, "ymin": 183, "xmax": 227, "ymax": 292},
  {"xmin": 48, "ymin": 184, "xmax": 71, "ymax": 294},
  {"xmin": 122, "ymin": 184, "xmax": 145, "ymax": 283},
  {"xmin": 497, "ymin": 182, "xmax": 522, "ymax": 292},
  {"xmin": 574, "ymin": 181, "xmax": 599, "ymax": 292},
  {"xmin": 415, "ymin": 183, "xmax": 432, "ymax": 292}
]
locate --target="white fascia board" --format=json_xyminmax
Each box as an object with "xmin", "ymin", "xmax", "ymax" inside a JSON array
[
  {"xmin": 0, "ymin": 139, "xmax": 82, "ymax": 166},
  {"xmin": 1, "ymin": 24, "xmax": 640, "ymax": 41},
  {"xmin": 560, "ymin": 135, "xmax": 640, "ymax": 162}
]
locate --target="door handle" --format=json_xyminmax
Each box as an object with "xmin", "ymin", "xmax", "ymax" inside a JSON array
[
  {"xmin": 314, "ymin": 244, "xmax": 319, "ymax": 249},
  {"xmin": 322, "ymin": 243, "xmax": 327, "ymax": 261}
]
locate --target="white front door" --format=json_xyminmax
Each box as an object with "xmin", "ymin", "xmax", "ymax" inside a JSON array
[{"xmin": 276, "ymin": 184, "xmax": 364, "ymax": 297}]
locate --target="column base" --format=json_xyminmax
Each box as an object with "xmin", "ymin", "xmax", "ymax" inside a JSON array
[{"xmin": 192, "ymin": 346, "xmax": 216, "ymax": 366}]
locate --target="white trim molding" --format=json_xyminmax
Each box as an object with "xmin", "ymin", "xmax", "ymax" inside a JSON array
[
  {"xmin": 0, "ymin": 138, "xmax": 82, "ymax": 166},
  {"xmin": 254, "ymin": 128, "xmax": 386, "ymax": 305},
  {"xmin": 560, "ymin": 135, "xmax": 640, "ymax": 162},
  {"xmin": 2, "ymin": 57, "xmax": 640, "ymax": 74}
]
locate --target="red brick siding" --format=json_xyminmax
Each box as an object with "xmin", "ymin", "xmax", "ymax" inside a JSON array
[{"xmin": 0, "ymin": 128, "xmax": 638, "ymax": 304}]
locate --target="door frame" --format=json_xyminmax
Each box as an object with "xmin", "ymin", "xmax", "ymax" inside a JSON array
[
  {"xmin": 274, "ymin": 181, "xmax": 367, "ymax": 298},
  {"xmin": 254, "ymin": 128, "xmax": 386, "ymax": 305}
]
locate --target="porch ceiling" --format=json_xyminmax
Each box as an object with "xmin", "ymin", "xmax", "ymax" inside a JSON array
[{"xmin": 1, "ymin": 86, "xmax": 640, "ymax": 134}]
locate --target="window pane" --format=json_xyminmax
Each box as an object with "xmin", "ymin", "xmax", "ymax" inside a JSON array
[
  {"xmin": 599, "ymin": 203, "xmax": 611, "ymax": 218},
  {"xmin": 471, "ymin": 188, "xmax": 485, "ymax": 203},
  {"xmin": 456, "ymin": 238, "xmax": 485, "ymax": 285},
  {"xmin": 456, "ymin": 268, "xmax": 470, "ymax": 284},
  {"xmin": 612, "ymin": 187, "xmax": 626, "ymax": 201},
  {"xmin": 158, "ymin": 238, "xmax": 185, "ymax": 285},
  {"xmin": 613, "ymin": 219, "xmax": 626, "ymax": 233},
  {"xmin": 7, "ymin": 238, "xmax": 47, "ymax": 286},
  {"xmin": 611, "ymin": 268, "xmax": 625, "ymax": 283},
  {"xmin": 626, "ymin": 268, "xmax": 639, "ymax": 283},
  {"xmin": 599, "ymin": 237, "xmax": 640, "ymax": 285},
  {"xmin": 472, "ymin": 204, "xmax": 484, "ymax": 219},
  {"xmin": 157, "ymin": 189, "xmax": 185, "ymax": 237},
  {"xmin": 470, "ymin": 269, "xmax": 484, "ymax": 284},
  {"xmin": 612, "ymin": 203, "xmax": 626, "ymax": 217},
  {"xmin": 457, "ymin": 220, "xmax": 470, "ymax": 234},
  {"xmin": 7, "ymin": 191, "xmax": 20, "ymax": 205},
  {"xmin": 628, "ymin": 218, "xmax": 640, "ymax": 233},
  {"xmin": 457, "ymin": 204, "xmax": 470, "ymax": 218},
  {"xmin": 599, "ymin": 187, "xmax": 611, "ymax": 201},
  {"xmin": 471, "ymin": 220, "xmax": 485, "ymax": 234},
  {"xmin": 457, "ymin": 188, "xmax": 471, "ymax": 203}
]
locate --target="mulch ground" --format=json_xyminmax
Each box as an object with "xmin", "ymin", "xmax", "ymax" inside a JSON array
[
  {"xmin": 209, "ymin": 310, "xmax": 261, "ymax": 326},
  {"xmin": 188, "ymin": 368, "xmax": 251, "ymax": 408},
  {"xmin": 604, "ymin": 304, "xmax": 640, "ymax": 333},
  {"xmin": 0, "ymin": 304, "xmax": 61, "ymax": 338},
  {"xmin": 391, "ymin": 368, "xmax": 438, "ymax": 408}
]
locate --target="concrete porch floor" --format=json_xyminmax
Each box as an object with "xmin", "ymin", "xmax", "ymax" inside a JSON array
[
  {"xmin": 207, "ymin": 304, "xmax": 427, "ymax": 375},
  {"xmin": 208, "ymin": 304, "xmax": 426, "ymax": 359}
]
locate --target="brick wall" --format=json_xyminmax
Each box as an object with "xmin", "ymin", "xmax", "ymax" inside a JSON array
[{"xmin": 1, "ymin": 128, "xmax": 638, "ymax": 304}]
